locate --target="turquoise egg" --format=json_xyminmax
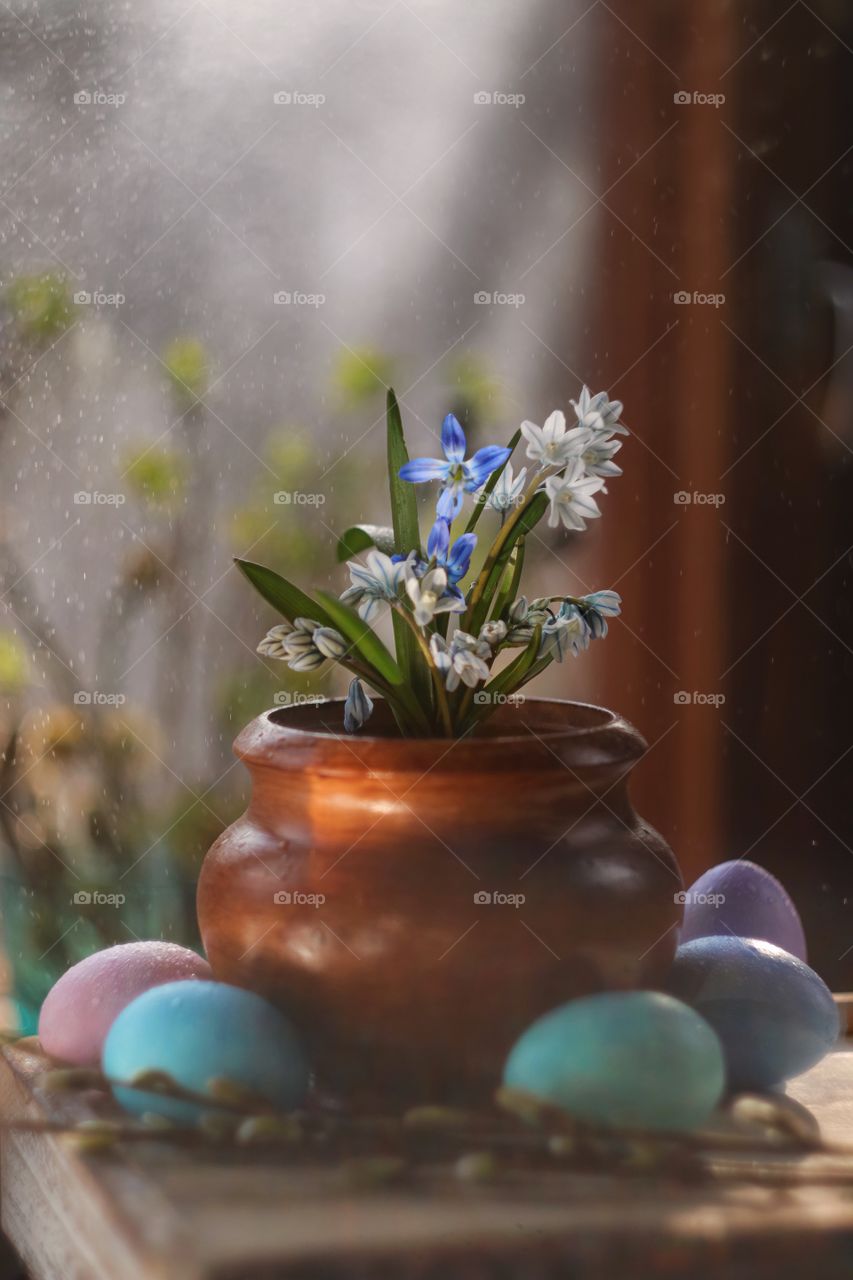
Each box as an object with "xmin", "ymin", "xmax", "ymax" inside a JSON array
[
  {"xmin": 503, "ymin": 991, "xmax": 725, "ymax": 1131},
  {"xmin": 102, "ymin": 980, "xmax": 310, "ymax": 1122},
  {"xmin": 669, "ymin": 936, "xmax": 840, "ymax": 1090}
]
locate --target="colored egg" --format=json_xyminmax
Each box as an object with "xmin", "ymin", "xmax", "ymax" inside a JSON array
[
  {"xmin": 680, "ymin": 859, "xmax": 807, "ymax": 960},
  {"xmin": 39, "ymin": 941, "xmax": 212, "ymax": 1066},
  {"xmin": 102, "ymin": 979, "xmax": 310, "ymax": 1121},
  {"xmin": 669, "ymin": 936, "xmax": 840, "ymax": 1090},
  {"xmin": 503, "ymin": 991, "xmax": 725, "ymax": 1131}
]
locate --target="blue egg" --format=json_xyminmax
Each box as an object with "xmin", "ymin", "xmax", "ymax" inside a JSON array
[
  {"xmin": 669, "ymin": 936, "xmax": 840, "ymax": 1090},
  {"xmin": 503, "ymin": 991, "xmax": 725, "ymax": 1131},
  {"xmin": 680, "ymin": 859, "xmax": 807, "ymax": 960},
  {"xmin": 102, "ymin": 980, "xmax": 310, "ymax": 1121}
]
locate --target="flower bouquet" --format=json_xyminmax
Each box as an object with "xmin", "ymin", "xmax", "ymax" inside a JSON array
[{"xmin": 241, "ymin": 385, "xmax": 626, "ymax": 737}]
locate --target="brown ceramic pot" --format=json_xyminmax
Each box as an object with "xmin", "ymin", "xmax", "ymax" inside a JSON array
[{"xmin": 197, "ymin": 698, "xmax": 682, "ymax": 1101}]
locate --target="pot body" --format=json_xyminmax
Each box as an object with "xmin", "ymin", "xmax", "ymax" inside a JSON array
[{"xmin": 197, "ymin": 699, "xmax": 682, "ymax": 1100}]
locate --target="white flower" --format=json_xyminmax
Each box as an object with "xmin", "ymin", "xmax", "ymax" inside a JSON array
[
  {"xmin": 544, "ymin": 460, "xmax": 605, "ymax": 531},
  {"xmin": 539, "ymin": 606, "xmax": 589, "ymax": 662},
  {"xmin": 505, "ymin": 596, "xmax": 551, "ymax": 645},
  {"xmin": 340, "ymin": 549, "xmax": 409, "ymax": 623},
  {"xmin": 570, "ymin": 386, "xmax": 628, "ymax": 438},
  {"xmin": 429, "ymin": 632, "xmax": 491, "ymax": 693},
  {"xmin": 580, "ymin": 436, "xmax": 623, "ymax": 481},
  {"xmin": 484, "ymin": 461, "xmax": 527, "ymax": 513},
  {"xmin": 256, "ymin": 621, "xmax": 296, "ymax": 659},
  {"xmin": 405, "ymin": 566, "xmax": 465, "ymax": 627},
  {"xmin": 312, "ymin": 627, "xmax": 348, "ymax": 660},
  {"xmin": 270, "ymin": 617, "xmax": 346, "ymax": 672},
  {"xmin": 521, "ymin": 410, "xmax": 591, "ymax": 469},
  {"xmin": 579, "ymin": 590, "xmax": 621, "ymax": 639},
  {"xmin": 452, "ymin": 629, "xmax": 492, "ymax": 661},
  {"xmin": 284, "ymin": 645, "xmax": 327, "ymax": 673},
  {"xmin": 478, "ymin": 620, "xmax": 507, "ymax": 648}
]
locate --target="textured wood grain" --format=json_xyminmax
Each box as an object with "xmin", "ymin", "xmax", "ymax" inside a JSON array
[{"xmin": 4, "ymin": 1040, "xmax": 853, "ymax": 1278}]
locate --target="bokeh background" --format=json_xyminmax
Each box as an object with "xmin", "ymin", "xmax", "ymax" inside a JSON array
[{"xmin": 1, "ymin": 0, "xmax": 852, "ymax": 1023}]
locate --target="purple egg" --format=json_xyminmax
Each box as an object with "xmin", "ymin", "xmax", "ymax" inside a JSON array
[
  {"xmin": 39, "ymin": 942, "xmax": 211, "ymax": 1066},
  {"xmin": 679, "ymin": 860, "xmax": 807, "ymax": 961}
]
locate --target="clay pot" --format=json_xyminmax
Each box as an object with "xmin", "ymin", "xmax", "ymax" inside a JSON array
[{"xmin": 197, "ymin": 698, "xmax": 682, "ymax": 1101}]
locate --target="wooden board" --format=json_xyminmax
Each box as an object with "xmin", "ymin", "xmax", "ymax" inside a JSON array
[{"xmin": 4, "ymin": 1041, "xmax": 853, "ymax": 1279}]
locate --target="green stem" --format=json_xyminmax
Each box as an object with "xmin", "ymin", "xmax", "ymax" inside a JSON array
[
  {"xmin": 489, "ymin": 540, "xmax": 525, "ymax": 625},
  {"xmin": 460, "ymin": 470, "xmax": 552, "ymax": 633},
  {"xmin": 393, "ymin": 606, "xmax": 453, "ymax": 738}
]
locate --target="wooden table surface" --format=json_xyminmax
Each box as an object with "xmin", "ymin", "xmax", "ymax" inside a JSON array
[{"xmin": 3, "ymin": 1040, "xmax": 853, "ymax": 1280}]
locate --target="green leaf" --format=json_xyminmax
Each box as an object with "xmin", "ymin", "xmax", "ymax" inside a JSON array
[
  {"xmin": 316, "ymin": 592, "xmax": 404, "ymax": 686},
  {"xmin": 236, "ymin": 560, "xmax": 429, "ymax": 733},
  {"xmin": 463, "ymin": 428, "xmax": 521, "ymax": 535},
  {"xmin": 235, "ymin": 559, "xmax": 332, "ymax": 626},
  {"xmin": 336, "ymin": 524, "xmax": 396, "ymax": 564},
  {"xmin": 386, "ymin": 388, "xmax": 421, "ymax": 557},
  {"xmin": 513, "ymin": 489, "xmax": 549, "ymax": 539},
  {"xmin": 317, "ymin": 592, "xmax": 431, "ymax": 733},
  {"xmin": 386, "ymin": 389, "xmax": 430, "ymax": 706}
]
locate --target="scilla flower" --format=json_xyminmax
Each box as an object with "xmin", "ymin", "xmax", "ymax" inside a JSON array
[
  {"xmin": 426, "ymin": 519, "xmax": 477, "ymax": 585},
  {"xmin": 484, "ymin": 460, "xmax": 527, "ymax": 513},
  {"xmin": 521, "ymin": 410, "xmax": 591, "ymax": 470},
  {"xmin": 340, "ymin": 549, "xmax": 409, "ymax": 622},
  {"xmin": 278, "ymin": 618, "xmax": 347, "ymax": 672},
  {"xmin": 429, "ymin": 631, "xmax": 491, "ymax": 692},
  {"xmin": 544, "ymin": 460, "xmax": 605, "ymax": 531},
  {"xmin": 257, "ymin": 621, "xmax": 295, "ymax": 659},
  {"xmin": 539, "ymin": 604, "xmax": 589, "ymax": 662},
  {"xmin": 399, "ymin": 413, "xmax": 511, "ymax": 521},
  {"xmin": 580, "ymin": 435, "xmax": 623, "ymax": 481},
  {"xmin": 313, "ymin": 627, "xmax": 348, "ymax": 660},
  {"xmin": 579, "ymin": 590, "xmax": 621, "ymax": 639},
  {"xmin": 570, "ymin": 386, "xmax": 628, "ymax": 438},
  {"xmin": 405, "ymin": 565, "xmax": 465, "ymax": 627},
  {"xmin": 478, "ymin": 619, "xmax": 507, "ymax": 648},
  {"xmin": 344, "ymin": 677, "xmax": 374, "ymax": 733},
  {"xmin": 505, "ymin": 596, "xmax": 551, "ymax": 645}
]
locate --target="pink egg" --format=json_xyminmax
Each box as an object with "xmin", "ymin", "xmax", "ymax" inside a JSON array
[{"xmin": 38, "ymin": 942, "xmax": 211, "ymax": 1065}]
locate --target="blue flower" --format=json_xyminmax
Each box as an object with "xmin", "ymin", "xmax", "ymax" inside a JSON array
[
  {"xmin": 578, "ymin": 590, "xmax": 621, "ymax": 639},
  {"xmin": 344, "ymin": 677, "xmax": 374, "ymax": 734},
  {"xmin": 399, "ymin": 413, "xmax": 511, "ymax": 521},
  {"xmin": 426, "ymin": 519, "xmax": 477, "ymax": 585}
]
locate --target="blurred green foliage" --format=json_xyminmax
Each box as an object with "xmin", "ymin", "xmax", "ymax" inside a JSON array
[
  {"xmin": 333, "ymin": 346, "xmax": 395, "ymax": 406},
  {"xmin": 445, "ymin": 353, "xmax": 499, "ymax": 432},
  {"xmin": 163, "ymin": 338, "xmax": 208, "ymax": 403},
  {"xmin": 0, "ymin": 298, "xmax": 509, "ymax": 1029},
  {"xmin": 5, "ymin": 273, "xmax": 76, "ymax": 342},
  {"xmin": 0, "ymin": 632, "xmax": 28, "ymax": 692},
  {"xmin": 123, "ymin": 446, "xmax": 187, "ymax": 507}
]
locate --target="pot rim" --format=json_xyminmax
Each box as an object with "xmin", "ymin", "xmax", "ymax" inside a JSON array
[{"xmin": 234, "ymin": 697, "xmax": 647, "ymax": 773}]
